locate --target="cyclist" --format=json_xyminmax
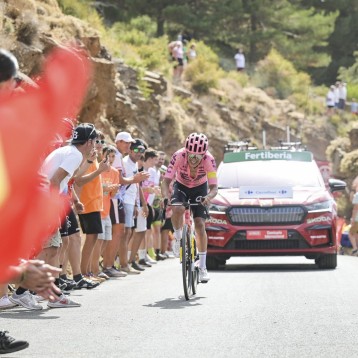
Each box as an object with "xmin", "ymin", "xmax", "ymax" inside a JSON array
[{"xmin": 161, "ymin": 133, "xmax": 218, "ymax": 282}]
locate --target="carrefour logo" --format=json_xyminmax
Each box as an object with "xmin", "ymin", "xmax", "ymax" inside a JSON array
[{"xmin": 307, "ymin": 216, "xmax": 331, "ymax": 224}]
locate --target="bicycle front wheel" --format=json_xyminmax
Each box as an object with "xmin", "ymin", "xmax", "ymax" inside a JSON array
[{"xmin": 181, "ymin": 224, "xmax": 192, "ymax": 300}]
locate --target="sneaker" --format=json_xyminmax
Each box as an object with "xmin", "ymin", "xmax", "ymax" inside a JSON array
[
  {"xmin": 0, "ymin": 295, "xmax": 17, "ymax": 309},
  {"xmin": 47, "ymin": 293, "xmax": 81, "ymax": 308},
  {"xmin": 0, "ymin": 331, "xmax": 29, "ymax": 354},
  {"xmin": 9, "ymin": 291, "xmax": 43, "ymax": 310},
  {"xmin": 97, "ymin": 271, "xmax": 110, "ymax": 280},
  {"xmin": 172, "ymin": 239, "xmax": 180, "ymax": 258},
  {"xmin": 121, "ymin": 265, "xmax": 141, "ymax": 275},
  {"xmin": 32, "ymin": 294, "xmax": 46, "ymax": 302},
  {"xmin": 59, "ymin": 278, "xmax": 76, "ymax": 291},
  {"xmin": 138, "ymin": 259, "xmax": 152, "ymax": 267},
  {"xmin": 87, "ymin": 273, "xmax": 106, "ymax": 283},
  {"xmin": 74, "ymin": 276, "xmax": 100, "ymax": 290},
  {"xmin": 156, "ymin": 252, "xmax": 167, "ymax": 261},
  {"xmin": 103, "ymin": 267, "xmax": 128, "ymax": 278},
  {"xmin": 131, "ymin": 261, "xmax": 145, "ymax": 271},
  {"xmin": 198, "ymin": 268, "xmax": 210, "ymax": 283},
  {"xmin": 165, "ymin": 251, "xmax": 175, "ymax": 258},
  {"xmin": 145, "ymin": 254, "xmax": 157, "ymax": 264}
]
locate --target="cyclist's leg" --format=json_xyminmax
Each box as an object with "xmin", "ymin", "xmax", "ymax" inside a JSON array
[
  {"xmin": 188, "ymin": 183, "xmax": 210, "ymax": 282},
  {"xmin": 170, "ymin": 182, "xmax": 187, "ymax": 257}
]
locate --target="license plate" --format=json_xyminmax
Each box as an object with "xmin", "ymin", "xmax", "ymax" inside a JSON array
[{"xmin": 247, "ymin": 230, "xmax": 288, "ymax": 240}]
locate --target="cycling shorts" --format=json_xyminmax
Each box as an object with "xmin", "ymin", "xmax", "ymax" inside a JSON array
[{"xmin": 171, "ymin": 181, "xmax": 208, "ymax": 219}]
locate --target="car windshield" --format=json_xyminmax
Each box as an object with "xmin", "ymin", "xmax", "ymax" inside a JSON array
[{"xmin": 218, "ymin": 160, "xmax": 324, "ymax": 188}]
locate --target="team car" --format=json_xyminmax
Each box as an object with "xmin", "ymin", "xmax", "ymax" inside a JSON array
[{"xmin": 205, "ymin": 142, "xmax": 346, "ymax": 269}]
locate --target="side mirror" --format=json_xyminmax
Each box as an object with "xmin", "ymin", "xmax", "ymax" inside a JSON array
[{"xmin": 328, "ymin": 178, "xmax": 346, "ymax": 192}]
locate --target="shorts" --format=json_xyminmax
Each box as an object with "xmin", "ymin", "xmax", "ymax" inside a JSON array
[
  {"xmin": 135, "ymin": 207, "xmax": 147, "ymax": 233},
  {"xmin": 110, "ymin": 198, "xmax": 125, "ymax": 225},
  {"xmin": 98, "ymin": 216, "xmax": 112, "ymax": 241},
  {"xmin": 146, "ymin": 204, "xmax": 154, "ymax": 230},
  {"xmin": 152, "ymin": 207, "xmax": 162, "ymax": 226},
  {"xmin": 124, "ymin": 203, "xmax": 135, "ymax": 228},
  {"xmin": 59, "ymin": 207, "xmax": 80, "ymax": 237},
  {"xmin": 161, "ymin": 218, "xmax": 173, "ymax": 232},
  {"xmin": 78, "ymin": 211, "xmax": 103, "ymax": 234},
  {"xmin": 171, "ymin": 181, "xmax": 208, "ymax": 219},
  {"xmin": 177, "ymin": 58, "xmax": 183, "ymax": 66},
  {"xmin": 43, "ymin": 229, "xmax": 62, "ymax": 249}
]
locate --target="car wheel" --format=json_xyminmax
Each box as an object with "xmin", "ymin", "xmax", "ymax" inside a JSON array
[
  {"xmin": 206, "ymin": 256, "xmax": 220, "ymax": 270},
  {"xmin": 316, "ymin": 253, "xmax": 337, "ymax": 269}
]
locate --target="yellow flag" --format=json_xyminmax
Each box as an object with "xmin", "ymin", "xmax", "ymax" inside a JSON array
[{"xmin": 0, "ymin": 135, "xmax": 9, "ymax": 207}]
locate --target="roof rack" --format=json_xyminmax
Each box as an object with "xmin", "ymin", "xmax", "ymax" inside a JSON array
[
  {"xmin": 224, "ymin": 140, "xmax": 257, "ymax": 153},
  {"xmin": 270, "ymin": 141, "xmax": 306, "ymax": 151}
]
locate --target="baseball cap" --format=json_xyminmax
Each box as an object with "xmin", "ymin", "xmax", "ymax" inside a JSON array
[
  {"xmin": 115, "ymin": 131, "xmax": 135, "ymax": 143},
  {"xmin": 71, "ymin": 123, "xmax": 97, "ymax": 144},
  {"xmin": 160, "ymin": 165, "xmax": 167, "ymax": 173}
]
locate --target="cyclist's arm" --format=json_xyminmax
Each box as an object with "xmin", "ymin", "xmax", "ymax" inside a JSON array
[
  {"xmin": 161, "ymin": 177, "xmax": 172, "ymax": 201},
  {"xmin": 202, "ymin": 183, "xmax": 218, "ymax": 206}
]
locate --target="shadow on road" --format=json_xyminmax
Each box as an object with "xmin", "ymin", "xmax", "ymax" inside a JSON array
[
  {"xmin": 144, "ymin": 295, "xmax": 206, "ymax": 310},
  {"xmin": 217, "ymin": 263, "xmax": 322, "ymax": 273},
  {"xmin": 0, "ymin": 308, "xmax": 59, "ymax": 320}
]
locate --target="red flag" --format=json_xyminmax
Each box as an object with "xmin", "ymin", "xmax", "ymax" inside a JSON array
[{"xmin": 0, "ymin": 47, "xmax": 91, "ymax": 281}]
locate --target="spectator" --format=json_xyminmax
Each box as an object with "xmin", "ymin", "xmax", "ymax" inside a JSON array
[
  {"xmin": 351, "ymin": 98, "xmax": 358, "ymax": 115},
  {"xmin": 326, "ymin": 85, "xmax": 335, "ymax": 115},
  {"xmin": 338, "ymin": 82, "xmax": 347, "ymax": 110},
  {"xmin": 334, "ymin": 81, "xmax": 340, "ymax": 109},
  {"xmin": 188, "ymin": 43, "xmax": 197, "ymax": 62},
  {"xmin": 349, "ymin": 185, "xmax": 358, "ymax": 255},
  {"xmin": 234, "ymin": 48, "xmax": 245, "ymax": 72}
]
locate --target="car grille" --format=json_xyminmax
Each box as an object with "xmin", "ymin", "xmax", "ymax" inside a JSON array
[
  {"xmin": 234, "ymin": 240, "xmax": 300, "ymax": 250},
  {"xmin": 228, "ymin": 206, "xmax": 305, "ymax": 225}
]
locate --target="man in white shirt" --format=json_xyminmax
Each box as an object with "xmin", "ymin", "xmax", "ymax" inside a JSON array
[{"xmin": 234, "ymin": 48, "xmax": 245, "ymax": 71}]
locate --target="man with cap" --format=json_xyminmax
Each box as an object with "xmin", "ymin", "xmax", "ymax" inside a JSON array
[
  {"xmin": 104, "ymin": 132, "xmax": 149, "ymax": 274},
  {"xmin": 10, "ymin": 123, "xmax": 97, "ymax": 310}
]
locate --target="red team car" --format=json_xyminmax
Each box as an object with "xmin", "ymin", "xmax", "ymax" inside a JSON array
[{"xmin": 205, "ymin": 144, "xmax": 346, "ymax": 270}]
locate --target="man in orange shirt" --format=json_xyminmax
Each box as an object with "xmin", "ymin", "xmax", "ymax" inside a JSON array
[{"xmin": 75, "ymin": 132, "xmax": 110, "ymax": 278}]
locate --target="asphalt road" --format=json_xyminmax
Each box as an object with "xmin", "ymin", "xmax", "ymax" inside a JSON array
[{"xmin": 2, "ymin": 255, "xmax": 358, "ymax": 358}]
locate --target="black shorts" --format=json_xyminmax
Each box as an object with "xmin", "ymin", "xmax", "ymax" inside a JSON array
[
  {"xmin": 59, "ymin": 207, "xmax": 80, "ymax": 237},
  {"xmin": 171, "ymin": 181, "xmax": 208, "ymax": 219},
  {"xmin": 78, "ymin": 211, "xmax": 103, "ymax": 234},
  {"xmin": 177, "ymin": 58, "xmax": 183, "ymax": 66},
  {"xmin": 161, "ymin": 218, "xmax": 173, "ymax": 232},
  {"xmin": 110, "ymin": 198, "xmax": 125, "ymax": 225},
  {"xmin": 146, "ymin": 204, "xmax": 154, "ymax": 230}
]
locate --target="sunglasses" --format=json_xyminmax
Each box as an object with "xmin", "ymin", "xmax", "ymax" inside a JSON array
[
  {"xmin": 132, "ymin": 147, "xmax": 145, "ymax": 153},
  {"xmin": 188, "ymin": 153, "xmax": 203, "ymax": 160},
  {"xmin": 95, "ymin": 139, "xmax": 105, "ymax": 144}
]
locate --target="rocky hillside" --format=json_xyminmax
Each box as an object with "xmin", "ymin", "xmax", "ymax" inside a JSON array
[{"xmin": 0, "ymin": 0, "xmax": 345, "ymax": 165}]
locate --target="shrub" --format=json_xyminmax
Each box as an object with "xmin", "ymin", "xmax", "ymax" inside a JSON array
[
  {"xmin": 253, "ymin": 49, "xmax": 311, "ymax": 100},
  {"xmin": 17, "ymin": 19, "xmax": 38, "ymax": 45},
  {"xmin": 340, "ymin": 149, "xmax": 358, "ymax": 176}
]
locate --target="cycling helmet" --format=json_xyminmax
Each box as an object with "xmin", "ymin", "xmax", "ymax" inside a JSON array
[
  {"xmin": 0, "ymin": 49, "xmax": 19, "ymax": 83},
  {"xmin": 185, "ymin": 133, "xmax": 208, "ymax": 155}
]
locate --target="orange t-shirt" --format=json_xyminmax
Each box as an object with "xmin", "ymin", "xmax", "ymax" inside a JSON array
[
  {"xmin": 101, "ymin": 167, "xmax": 119, "ymax": 218},
  {"xmin": 80, "ymin": 161, "xmax": 103, "ymax": 214}
]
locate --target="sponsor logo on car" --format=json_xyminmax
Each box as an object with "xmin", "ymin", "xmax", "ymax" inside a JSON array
[
  {"xmin": 206, "ymin": 217, "xmax": 228, "ymax": 225},
  {"xmin": 307, "ymin": 216, "xmax": 331, "ymax": 224}
]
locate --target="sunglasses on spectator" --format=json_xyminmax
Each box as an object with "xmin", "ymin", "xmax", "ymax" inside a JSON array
[
  {"xmin": 188, "ymin": 153, "xmax": 203, "ymax": 160},
  {"xmin": 95, "ymin": 139, "xmax": 105, "ymax": 144},
  {"xmin": 132, "ymin": 147, "xmax": 145, "ymax": 153}
]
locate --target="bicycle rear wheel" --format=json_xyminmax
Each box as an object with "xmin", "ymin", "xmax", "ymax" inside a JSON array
[{"xmin": 181, "ymin": 224, "xmax": 193, "ymax": 300}]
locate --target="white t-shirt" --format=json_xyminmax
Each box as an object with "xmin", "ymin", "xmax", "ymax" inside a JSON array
[
  {"xmin": 326, "ymin": 90, "xmax": 335, "ymax": 107},
  {"xmin": 42, "ymin": 145, "xmax": 83, "ymax": 193},
  {"xmin": 144, "ymin": 167, "xmax": 157, "ymax": 206},
  {"xmin": 122, "ymin": 155, "xmax": 138, "ymax": 205},
  {"xmin": 234, "ymin": 53, "xmax": 245, "ymax": 69}
]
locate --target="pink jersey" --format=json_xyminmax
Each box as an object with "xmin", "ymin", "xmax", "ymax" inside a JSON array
[{"xmin": 164, "ymin": 148, "xmax": 217, "ymax": 188}]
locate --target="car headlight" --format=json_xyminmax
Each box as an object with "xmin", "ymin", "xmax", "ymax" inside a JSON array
[
  {"xmin": 209, "ymin": 204, "xmax": 228, "ymax": 213},
  {"xmin": 305, "ymin": 200, "xmax": 332, "ymax": 213}
]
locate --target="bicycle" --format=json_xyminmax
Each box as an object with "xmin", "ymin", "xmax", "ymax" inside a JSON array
[{"xmin": 168, "ymin": 198, "xmax": 207, "ymax": 300}]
